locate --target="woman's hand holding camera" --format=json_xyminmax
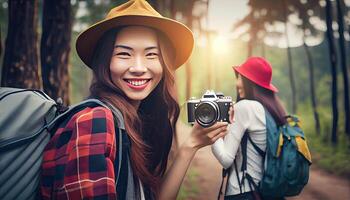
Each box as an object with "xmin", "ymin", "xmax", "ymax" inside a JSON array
[
  {"xmin": 186, "ymin": 122, "xmax": 228, "ymax": 151},
  {"xmin": 161, "ymin": 121, "xmax": 228, "ymax": 200}
]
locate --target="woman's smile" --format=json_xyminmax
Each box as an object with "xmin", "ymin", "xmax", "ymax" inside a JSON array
[{"xmin": 123, "ymin": 78, "xmax": 152, "ymax": 90}]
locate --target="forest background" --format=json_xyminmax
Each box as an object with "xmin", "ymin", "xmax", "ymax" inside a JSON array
[{"xmin": 0, "ymin": 0, "xmax": 349, "ymax": 196}]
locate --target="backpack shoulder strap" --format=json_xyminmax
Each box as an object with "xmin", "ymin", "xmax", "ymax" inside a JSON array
[
  {"xmin": 217, "ymin": 167, "xmax": 231, "ymax": 200},
  {"xmin": 240, "ymin": 130, "xmax": 266, "ymax": 195},
  {"xmin": 247, "ymin": 134, "xmax": 265, "ymax": 158},
  {"xmin": 217, "ymin": 129, "xmax": 265, "ymax": 199},
  {"xmin": 114, "ymin": 120, "xmax": 124, "ymax": 186},
  {"xmin": 243, "ymin": 106, "xmax": 271, "ymax": 162},
  {"xmin": 47, "ymin": 98, "xmax": 125, "ymax": 132},
  {"xmin": 99, "ymin": 99, "xmax": 125, "ymax": 130}
]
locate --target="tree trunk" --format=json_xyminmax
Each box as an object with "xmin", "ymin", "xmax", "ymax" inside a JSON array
[
  {"xmin": 285, "ymin": 45, "xmax": 297, "ymax": 113},
  {"xmin": 0, "ymin": 25, "xmax": 2, "ymax": 84},
  {"xmin": 157, "ymin": 0, "xmax": 164, "ymax": 14},
  {"xmin": 303, "ymin": 34, "xmax": 321, "ymax": 134},
  {"xmin": 336, "ymin": 0, "xmax": 350, "ymax": 135},
  {"xmin": 348, "ymin": 24, "xmax": 350, "ymax": 54},
  {"xmin": 0, "ymin": 25, "xmax": 2, "ymax": 58},
  {"xmin": 1, "ymin": 0, "xmax": 41, "ymax": 89},
  {"xmin": 0, "ymin": 26, "xmax": 1, "ymax": 85},
  {"xmin": 148, "ymin": 0, "xmax": 159, "ymax": 11},
  {"xmin": 185, "ymin": 0, "xmax": 194, "ymax": 100},
  {"xmin": 169, "ymin": 0, "xmax": 179, "ymax": 151},
  {"xmin": 325, "ymin": 0, "xmax": 339, "ymax": 144},
  {"xmin": 41, "ymin": 0, "xmax": 72, "ymax": 105},
  {"xmin": 283, "ymin": 0, "xmax": 297, "ymax": 114},
  {"xmin": 170, "ymin": 0, "xmax": 177, "ymax": 19}
]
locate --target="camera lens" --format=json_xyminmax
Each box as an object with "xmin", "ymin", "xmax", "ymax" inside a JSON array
[{"xmin": 195, "ymin": 102, "xmax": 219, "ymax": 127}]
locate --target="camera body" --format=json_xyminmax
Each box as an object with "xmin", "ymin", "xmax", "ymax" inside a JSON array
[{"xmin": 187, "ymin": 90, "xmax": 233, "ymax": 127}]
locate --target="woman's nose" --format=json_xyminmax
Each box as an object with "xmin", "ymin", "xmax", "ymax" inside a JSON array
[{"xmin": 129, "ymin": 57, "xmax": 147, "ymax": 73}]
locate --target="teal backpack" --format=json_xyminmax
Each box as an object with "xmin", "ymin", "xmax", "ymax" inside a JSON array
[{"xmin": 218, "ymin": 109, "xmax": 312, "ymax": 199}]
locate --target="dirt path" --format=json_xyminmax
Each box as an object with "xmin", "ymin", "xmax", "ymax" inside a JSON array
[{"xmin": 177, "ymin": 122, "xmax": 350, "ymax": 200}]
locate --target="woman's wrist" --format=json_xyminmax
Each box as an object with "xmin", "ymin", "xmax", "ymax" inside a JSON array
[{"xmin": 180, "ymin": 138, "xmax": 199, "ymax": 156}]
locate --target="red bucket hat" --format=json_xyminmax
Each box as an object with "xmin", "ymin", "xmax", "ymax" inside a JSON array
[{"xmin": 233, "ymin": 57, "xmax": 278, "ymax": 92}]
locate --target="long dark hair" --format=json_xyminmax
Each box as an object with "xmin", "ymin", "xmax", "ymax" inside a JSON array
[
  {"xmin": 235, "ymin": 73, "xmax": 287, "ymax": 126},
  {"xmin": 89, "ymin": 27, "xmax": 179, "ymax": 197}
]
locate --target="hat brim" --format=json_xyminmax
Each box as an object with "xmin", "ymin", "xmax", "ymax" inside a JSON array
[
  {"xmin": 76, "ymin": 15, "xmax": 194, "ymax": 70},
  {"xmin": 232, "ymin": 66, "xmax": 279, "ymax": 92}
]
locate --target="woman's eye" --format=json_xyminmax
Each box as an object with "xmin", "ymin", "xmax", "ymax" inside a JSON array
[
  {"xmin": 115, "ymin": 52, "xmax": 131, "ymax": 57},
  {"xmin": 146, "ymin": 52, "xmax": 158, "ymax": 58}
]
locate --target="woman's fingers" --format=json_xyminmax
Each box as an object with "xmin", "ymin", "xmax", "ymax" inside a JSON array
[
  {"xmin": 189, "ymin": 122, "xmax": 228, "ymax": 149},
  {"xmin": 229, "ymin": 106, "xmax": 235, "ymax": 123},
  {"xmin": 212, "ymin": 130, "xmax": 227, "ymax": 142},
  {"xmin": 192, "ymin": 121, "xmax": 228, "ymax": 135},
  {"xmin": 192, "ymin": 122, "xmax": 201, "ymax": 130},
  {"xmin": 202, "ymin": 122, "xmax": 228, "ymax": 133},
  {"xmin": 207, "ymin": 123, "xmax": 228, "ymax": 138}
]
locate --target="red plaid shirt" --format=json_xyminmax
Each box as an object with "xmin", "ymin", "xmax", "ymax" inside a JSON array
[{"xmin": 41, "ymin": 106, "xmax": 117, "ymax": 199}]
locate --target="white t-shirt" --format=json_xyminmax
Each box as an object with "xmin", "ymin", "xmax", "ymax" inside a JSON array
[{"xmin": 211, "ymin": 99, "xmax": 266, "ymax": 195}]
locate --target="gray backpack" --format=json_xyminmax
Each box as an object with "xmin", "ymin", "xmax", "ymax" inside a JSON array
[{"xmin": 0, "ymin": 87, "xmax": 127, "ymax": 200}]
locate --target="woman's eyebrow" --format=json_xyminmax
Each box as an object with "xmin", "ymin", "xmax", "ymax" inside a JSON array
[
  {"xmin": 114, "ymin": 45, "xmax": 133, "ymax": 50},
  {"xmin": 145, "ymin": 46, "xmax": 158, "ymax": 51}
]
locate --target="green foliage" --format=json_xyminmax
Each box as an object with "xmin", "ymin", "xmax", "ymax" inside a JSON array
[
  {"xmin": 69, "ymin": 0, "xmax": 127, "ymax": 104},
  {"xmin": 73, "ymin": 0, "xmax": 127, "ymax": 28},
  {"xmin": 297, "ymin": 103, "xmax": 350, "ymax": 178},
  {"xmin": 69, "ymin": 32, "xmax": 92, "ymax": 104},
  {"xmin": 176, "ymin": 38, "xmax": 344, "ymax": 112}
]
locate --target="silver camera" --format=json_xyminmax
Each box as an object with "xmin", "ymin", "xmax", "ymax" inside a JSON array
[{"xmin": 187, "ymin": 90, "xmax": 233, "ymax": 127}]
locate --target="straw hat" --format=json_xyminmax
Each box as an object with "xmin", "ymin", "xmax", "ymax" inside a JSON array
[
  {"xmin": 76, "ymin": 0, "xmax": 194, "ymax": 70},
  {"xmin": 233, "ymin": 57, "xmax": 278, "ymax": 92}
]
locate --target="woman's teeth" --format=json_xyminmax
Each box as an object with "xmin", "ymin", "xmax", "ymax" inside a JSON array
[{"xmin": 126, "ymin": 79, "xmax": 149, "ymax": 86}]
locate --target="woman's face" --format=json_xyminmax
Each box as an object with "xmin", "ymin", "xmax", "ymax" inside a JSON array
[
  {"xmin": 110, "ymin": 26, "xmax": 163, "ymax": 104},
  {"xmin": 236, "ymin": 74, "xmax": 245, "ymax": 98}
]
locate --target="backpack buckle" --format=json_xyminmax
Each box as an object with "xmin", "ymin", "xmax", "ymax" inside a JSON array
[{"xmin": 56, "ymin": 98, "xmax": 69, "ymax": 113}]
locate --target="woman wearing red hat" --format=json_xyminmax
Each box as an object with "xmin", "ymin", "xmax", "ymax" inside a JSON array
[
  {"xmin": 212, "ymin": 57, "xmax": 287, "ymax": 200},
  {"xmin": 40, "ymin": 1, "xmax": 227, "ymax": 200}
]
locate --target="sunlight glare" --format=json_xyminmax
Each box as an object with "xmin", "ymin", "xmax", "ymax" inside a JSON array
[{"xmin": 213, "ymin": 35, "xmax": 229, "ymax": 54}]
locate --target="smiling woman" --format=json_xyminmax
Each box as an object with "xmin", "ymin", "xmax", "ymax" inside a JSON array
[
  {"xmin": 40, "ymin": 0, "xmax": 228, "ymax": 200},
  {"xmin": 109, "ymin": 26, "xmax": 163, "ymax": 106},
  {"xmin": 86, "ymin": 24, "xmax": 184, "ymax": 198}
]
